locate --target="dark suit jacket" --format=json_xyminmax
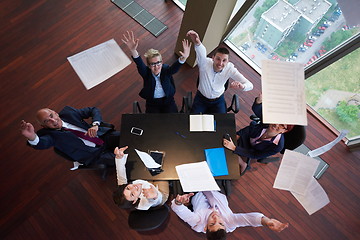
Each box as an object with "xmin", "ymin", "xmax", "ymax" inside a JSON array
[
  {"xmin": 233, "ymin": 100, "xmax": 285, "ymax": 159},
  {"xmin": 30, "ymin": 106, "xmax": 112, "ymax": 165},
  {"xmin": 132, "ymin": 56, "xmax": 182, "ymax": 100}
]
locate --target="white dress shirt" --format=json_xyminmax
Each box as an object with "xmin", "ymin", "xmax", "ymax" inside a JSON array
[
  {"xmin": 195, "ymin": 43, "xmax": 253, "ymax": 99},
  {"xmin": 171, "ymin": 191, "xmax": 264, "ymax": 233}
]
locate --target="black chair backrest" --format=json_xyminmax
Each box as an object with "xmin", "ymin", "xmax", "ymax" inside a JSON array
[
  {"xmin": 133, "ymin": 101, "xmax": 142, "ymax": 113},
  {"xmin": 128, "ymin": 204, "xmax": 170, "ymax": 231},
  {"xmin": 281, "ymin": 125, "xmax": 306, "ymax": 154}
]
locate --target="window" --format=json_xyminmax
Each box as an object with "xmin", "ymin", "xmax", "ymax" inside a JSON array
[{"xmin": 225, "ymin": 0, "xmax": 360, "ymax": 143}]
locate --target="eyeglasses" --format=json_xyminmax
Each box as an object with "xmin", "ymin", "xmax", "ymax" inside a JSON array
[{"xmin": 149, "ymin": 61, "xmax": 162, "ymax": 67}]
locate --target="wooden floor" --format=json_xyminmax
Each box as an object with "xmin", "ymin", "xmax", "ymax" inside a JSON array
[{"xmin": 1, "ymin": 0, "xmax": 359, "ymax": 239}]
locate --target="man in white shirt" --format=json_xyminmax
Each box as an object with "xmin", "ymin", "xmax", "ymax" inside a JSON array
[
  {"xmin": 186, "ymin": 30, "xmax": 253, "ymax": 114},
  {"xmin": 171, "ymin": 191, "xmax": 288, "ymax": 239}
]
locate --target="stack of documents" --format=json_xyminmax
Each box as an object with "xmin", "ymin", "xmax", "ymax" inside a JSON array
[{"xmin": 273, "ymin": 150, "xmax": 330, "ymax": 215}]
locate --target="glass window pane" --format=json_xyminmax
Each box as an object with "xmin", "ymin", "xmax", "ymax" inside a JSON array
[
  {"xmin": 226, "ymin": 0, "xmax": 360, "ymax": 70},
  {"xmin": 306, "ymin": 47, "xmax": 360, "ymax": 139}
]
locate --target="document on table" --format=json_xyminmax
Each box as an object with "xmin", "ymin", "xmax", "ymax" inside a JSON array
[
  {"xmin": 307, "ymin": 130, "xmax": 348, "ymax": 158},
  {"xmin": 261, "ymin": 60, "xmax": 307, "ymax": 126},
  {"xmin": 175, "ymin": 161, "xmax": 220, "ymax": 192},
  {"xmin": 67, "ymin": 39, "xmax": 131, "ymax": 90},
  {"xmin": 189, "ymin": 114, "xmax": 215, "ymax": 132},
  {"xmin": 273, "ymin": 150, "xmax": 319, "ymax": 195},
  {"xmin": 291, "ymin": 178, "xmax": 330, "ymax": 215},
  {"xmin": 134, "ymin": 149, "xmax": 161, "ymax": 169}
]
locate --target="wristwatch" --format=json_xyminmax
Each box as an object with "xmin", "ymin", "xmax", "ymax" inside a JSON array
[{"xmin": 92, "ymin": 122, "xmax": 100, "ymax": 127}]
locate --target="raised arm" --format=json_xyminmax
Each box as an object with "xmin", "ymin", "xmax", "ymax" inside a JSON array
[
  {"xmin": 186, "ymin": 30, "xmax": 201, "ymax": 46},
  {"xmin": 20, "ymin": 120, "xmax": 36, "ymax": 141},
  {"xmin": 114, "ymin": 146, "xmax": 129, "ymax": 185},
  {"xmin": 179, "ymin": 39, "xmax": 192, "ymax": 62},
  {"xmin": 261, "ymin": 216, "xmax": 289, "ymax": 232},
  {"xmin": 121, "ymin": 30, "xmax": 139, "ymax": 57}
]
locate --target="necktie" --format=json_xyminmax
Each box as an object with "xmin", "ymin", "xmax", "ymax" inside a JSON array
[
  {"xmin": 203, "ymin": 191, "xmax": 217, "ymax": 209},
  {"xmin": 63, "ymin": 127, "xmax": 104, "ymax": 145}
]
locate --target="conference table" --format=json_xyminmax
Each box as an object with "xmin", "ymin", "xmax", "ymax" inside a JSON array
[{"xmin": 119, "ymin": 113, "xmax": 240, "ymax": 180}]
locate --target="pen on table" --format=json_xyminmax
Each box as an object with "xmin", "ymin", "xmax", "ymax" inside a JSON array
[{"xmin": 175, "ymin": 131, "xmax": 187, "ymax": 138}]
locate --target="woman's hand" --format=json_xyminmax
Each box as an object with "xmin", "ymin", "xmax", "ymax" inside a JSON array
[
  {"xmin": 179, "ymin": 39, "xmax": 192, "ymax": 61},
  {"xmin": 121, "ymin": 31, "xmax": 139, "ymax": 56},
  {"xmin": 223, "ymin": 138, "xmax": 236, "ymax": 151},
  {"xmin": 142, "ymin": 185, "xmax": 158, "ymax": 199},
  {"xmin": 114, "ymin": 146, "xmax": 129, "ymax": 159}
]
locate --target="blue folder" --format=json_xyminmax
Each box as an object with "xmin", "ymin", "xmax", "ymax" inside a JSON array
[{"xmin": 204, "ymin": 147, "xmax": 229, "ymax": 177}]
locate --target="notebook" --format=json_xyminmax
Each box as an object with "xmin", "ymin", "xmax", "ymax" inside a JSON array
[{"xmin": 204, "ymin": 147, "xmax": 229, "ymax": 177}]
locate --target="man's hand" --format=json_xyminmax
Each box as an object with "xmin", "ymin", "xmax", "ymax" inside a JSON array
[
  {"xmin": 20, "ymin": 120, "xmax": 36, "ymax": 141},
  {"xmin": 186, "ymin": 30, "xmax": 201, "ymax": 45},
  {"xmin": 142, "ymin": 185, "xmax": 158, "ymax": 199},
  {"xmin": 179, "ymin": 39, "xmax": 192, "ymax": 61},
  {"xmin": 122, "ymin": 30, "xmax": 139, "ymax": 57},
  {"xmin": 175, "ymin": 193, "xmax": 195, "ymax": 205},
  {"xmin": 230, "ymin": 81, "xmax": 244, "ymax": 90},
  {"xmin": 223, "ymin": 138, "xmax": 236, "ymax": 151},
  {"xmin": 262, "ymin": 217, "xmax": 289, "ymax": 232},
  {"xmin": 255, "ymin": 93, "xmax": 263, "ymax": 104},
  {"xmin": 85, "ymin": 125, "xmax": 98, "ymax": 138},
  {"xmin": 114, "ymin": 146, "xmax": 128, "ymax": 159}
]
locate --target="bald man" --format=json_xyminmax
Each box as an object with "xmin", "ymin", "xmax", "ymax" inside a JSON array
[{"xmin": 20, "ymin": 106, "xmax": 120, "ymax": 166}]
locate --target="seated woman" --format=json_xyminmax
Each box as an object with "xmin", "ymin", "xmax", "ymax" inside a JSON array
[
  {"xmin": 113, "ymin": 146, "xmax": 169, "ymax": 210},
  {"xmin": 223, "ymin": 94, "xmax": 294, "ymax": 175}
]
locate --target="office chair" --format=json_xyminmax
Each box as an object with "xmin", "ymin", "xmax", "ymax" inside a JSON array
[
  {"xmin": 179, "ymin": 91, "xmax": 240, "ymax": 114},
  {"xmin": 133, "ymin": 101, "xmax": 143, "ymax": 113},
  {"xmin": 54, "ymin": 122, "xmax": 115, "ymax": 180},
  {"xmin": 249, "ymin": 115, "xmax": 307, "ymax": 163},
  {"xmin": 180, "ymin": 76, "xmax": 240, "ymax": 114},
  {"xmin": 128, "ymin": 204, "xmax": 170, "ymax": 231}
]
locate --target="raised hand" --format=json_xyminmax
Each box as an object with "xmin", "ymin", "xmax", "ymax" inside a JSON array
[
  {"xmin": 179, "ymin": 39, "xmax": 192, "ymax": 60},
  {"xmin": 142, "ymin": 185, "xmax": 158, "ymax": 199},
  {"xmin": 267, "ymin": 218, "xmax": 289, "ymax": 232},
  {"xmin": 114, "ymin": 146, "xmax": 129, "ymax": 159},
  {"xmin": 121, "ymin": 31, "xmax": 139, "ymax": 56},
  {"xmin": 20, "ymin": 120, "xmax": 36, "ymax": 141},
  {"xmin": 186, "ymin": 30, "xmax": 201, "ymax": 45},
  {"xmin": 175, "ymin": 192, "xmax": 195, "ymax": 205},
  {"xmin": 230, "ymin": 81, "xmax": 244, "ymax": 90}
]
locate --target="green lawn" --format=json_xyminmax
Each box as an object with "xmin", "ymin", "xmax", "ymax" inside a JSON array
[{"xmin": 306, "ymin": 48, "xmax": 360, "ymax": 138}]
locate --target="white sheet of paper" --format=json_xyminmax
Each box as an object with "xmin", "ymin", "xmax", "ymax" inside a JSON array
[
  {"xmin": 291, "ymin": 178, "xmax": 330, "ymax": 215},
  {"xmin": 175, "ymin": 161, "xmax": 220, "ymax": 192},
  {"xmin": 307, "ymin": 130, "xmax": 348, "ymax": 158},
  {"xmin": 273, "ymin": 150, "xmax": 319, "ymax": 195},
  {"xmin": 189, "ymin": 115, "xmax": 214, "ymax": 132},
  {"xmin": 135, "ymin": 149, "xmax": 161, "ymax": 169},
  {"xmin": 261, "ymin": 60, "xmax": 307, "ymax": 125},
  {"xmin": 67, "ymin": 39, "xmax": 131, "ymax": 90}
]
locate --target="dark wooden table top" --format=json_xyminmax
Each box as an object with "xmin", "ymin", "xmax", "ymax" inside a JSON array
[{"xmin": 119, "ymin": 113, "xmax": 240, "ymax": 180}]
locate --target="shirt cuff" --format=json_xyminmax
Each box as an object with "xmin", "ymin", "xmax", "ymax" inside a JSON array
[
  {"xmin": 178, "ymin": 58, "xmax": 186, "ymax": 64},
  {"xmin": 28, "ymin": 135, "xmax": 39, "ymax": 145}
]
